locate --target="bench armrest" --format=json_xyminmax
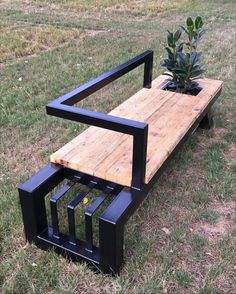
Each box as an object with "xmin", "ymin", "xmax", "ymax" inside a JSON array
[
  {"xmin": 46, "ymin": 50, "xmax": 153, "ymax": 189},
  {"xmin": 46, "ymin": 102, "xmax": 147, "ymax": 135}
]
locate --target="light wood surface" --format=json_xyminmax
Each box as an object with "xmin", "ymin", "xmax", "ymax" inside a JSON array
[{"xmin": 50, "ymin": 75, "xmax": 223, "ymax": 186}]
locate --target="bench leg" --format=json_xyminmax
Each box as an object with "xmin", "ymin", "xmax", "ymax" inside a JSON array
[
  {"xmin": 18, "ymin": 164, "xmax": 64, "ymax": 242},
  {"xmin": 199, "ymin": 109, "xmax": 214, "ymax": 129},
  {"xmin": 99, "ymin": 187, "xmax": 149, "ymax": 274},
  {"xmin": 99, "ymin": 215, "xmax": 124, "ymax": 275},
  {"xmin": 19, "ymin": 167, "xmax": 150, "ymax": 274}
]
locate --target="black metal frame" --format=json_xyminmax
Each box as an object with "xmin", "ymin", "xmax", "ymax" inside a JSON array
[
  {"xmin": 18, "ymin": 51, "xmax": 222, "ymax": 275},
  {"xmin": 46, "ymin": 50, "xmax": 153, "ymax": 190}
]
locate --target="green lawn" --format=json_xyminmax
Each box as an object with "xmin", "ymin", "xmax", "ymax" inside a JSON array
[{"xmin": 0, "ymin": 0, "xmax": 235, "ymax": 293}]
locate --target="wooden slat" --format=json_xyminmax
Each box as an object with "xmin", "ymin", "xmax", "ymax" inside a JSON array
[
  {"xmin": 99, "ymin": 93, "xmax": 197, "ymax": 185},
  {"xmin": 63, "ymin": 90, "xmax": 176, "ymax": 175},
  {"xmin": 50, "ymin": 76, "xmax": 223, "ymax": 186},
  {"xmin": 50, "ymin": 75, "xmax": 167, "ymax": 170},
  {"xmin": 95, "ymin": 90, "xmax": 181, "ymax": 184},
  {"xmin": 102, "ymin": 78, "xmax": 223, "ymax": 185},
  {"xmin": 50, "ymin": 76, "xmax": 166, "ymax": 164}
]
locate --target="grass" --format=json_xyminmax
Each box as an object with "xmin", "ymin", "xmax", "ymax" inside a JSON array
[
  {"xmin": 196, "ymin": 210, "xmax": 220, "ymax": 224},
  {"xmin": 0, "ymin": 25, "xmax": 81, "ymax": 63},
  {"xmin": 0, "ymin": 0, "xmax": 236, "ymax": 293},
  {"xmin": 30, "ymin": 0, "xmax": 189, "ymax": 14},
  {"xmin": 175, "ymin": 270, "xmax": 192, "ymax": 288}
]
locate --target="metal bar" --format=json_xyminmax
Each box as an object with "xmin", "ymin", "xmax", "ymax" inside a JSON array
[
  {"xmin": 63, "ymin": 168, "xmax": 123, "ymax": 194},
  {"xmin": 199, "ymin": 109, "xmax": 213, "ymax": 129},
  {"xmin": 47, "ymin": 103, "xmax": 147, "ymax": 136},
  {"xmin": 85, "ymin": 194, "xmax": 106, "ymax": 253},
  {"xmin": 131, "ymin": 126, "xmax": 148, "ymax": 189},
  {"xmin": 99, "ymin": 211, "xmax": 125, "ymax": 274},
  {"xmin": 36, "ymin": 228, "xmax": 101, "ymax": 267},
  {"xmin": 67, "ymin": 182, "xmax": 97, "ymax": 245},
  {"xmin": 47, "ymin": 50, "xmax": 153, "ymax": 106},
  {"xmin": 18, "ymin": 163, "xmax": 64, "ymax": 242},
  {"xmin": 46, "ymin": 52, "xmax": 153, "ymax": 190},
  {"xmin": 47, "ymin": 107, "xmax": 148, "ymax": 190},
  {"xmin": 50, "ymin": 180, "xmax": 76, "ymax": 238},
  {"xmin": 143, "ymin": 51, "xmax": 153, "ymax": 88},
  {"xmin": 84, "ymin": 186, "xmax": 113, "ymax": 253}
]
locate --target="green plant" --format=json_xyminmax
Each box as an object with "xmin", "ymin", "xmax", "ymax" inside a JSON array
[{"xmin": 161, "ymin": 16, "xmax": 207, "ymax": 93}]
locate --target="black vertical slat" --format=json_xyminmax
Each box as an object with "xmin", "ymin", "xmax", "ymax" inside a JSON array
[
  {"xmin": 18, "ymin": 163, "xmax": 64, "ymax": 242},
  {"xmin": 67, "ymin": 181, "xmax": 97, "ymax": 245},
  {"xmin": 50, "ymin": 180, "xmax": 76, "ymax": 238},
  {"xmin": 85, "ymin": 194, "xmax": 107, "ymax": 252},
  {"xmin": 143, "ymin": 50, "xmax": 153, "ymax": 88},
  {"xmin": 84, "ymin": 185, "xmax": 119, "ymax": 252}
]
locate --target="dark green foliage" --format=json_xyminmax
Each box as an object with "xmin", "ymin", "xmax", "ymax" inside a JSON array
[{"xmin": 161, "ymin": 16, "xmax": 207, "ymax": 93}]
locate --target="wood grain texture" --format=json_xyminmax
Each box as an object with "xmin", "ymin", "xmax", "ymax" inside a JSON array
[{"xmin": 50, "ymin": 76, "xmax": 223, "ymax": 186}]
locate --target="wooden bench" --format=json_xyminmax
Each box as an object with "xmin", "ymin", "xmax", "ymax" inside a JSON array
[
  {"xmin": 50, "ymin": 75, "xmax": 222, "ymax": 187},
  {"xmin": 19, "ymin": 51, "xmax": 223, "ymax": 274}
]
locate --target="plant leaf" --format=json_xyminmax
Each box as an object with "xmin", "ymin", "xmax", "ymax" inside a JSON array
[
  {"xmin": 186, "ymin": 17, "xmax": 194, "ymax": 31},
  {"xmin": 190, "ymin": 69, "xmax": 204, "ymax": 78},
  {"xmin": 193, "ymin": 31, "xmax": 198, "ymax": 40},
  {"xmin": 176, "ymin": 43, "xmax": 184, "ymax": 53},
  {"xmin": 188, "ymin": 30, "xmax": 194, "ymax": 41},
  {"xmin": 179, "ymin": 25, "xmax": 187, "ymax": 33},
  {"xmin": 174, "ymin": 27, "xmax": 182, "ymax": 42},
  {"xmin": 165, "ymin": 47, "xmax": 174, "ymax": 59},
  {"xmin": 187, "ymin": 81, "xmax": 199, "ymax": 90},
  {"xmin": 195, "ymin": 16, "xmax": 203, "ymax": 29},
  {"xmin": 190, "ymin": 52, "xmax": 202, "ymax": 64},
  {"xmin": 167, "ymin": 30, "xmax": 175, "ymax": 47}
]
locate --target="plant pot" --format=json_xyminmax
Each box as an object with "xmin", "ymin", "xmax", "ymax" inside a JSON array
[{"xmin": 161, "ymin": 80, "xmax": 203, "ymax": 96}]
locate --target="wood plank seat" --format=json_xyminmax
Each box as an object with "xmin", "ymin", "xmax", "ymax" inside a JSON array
[{"xmin": 50, "ymin": 75, "xmax": 223, "ymax": 187}]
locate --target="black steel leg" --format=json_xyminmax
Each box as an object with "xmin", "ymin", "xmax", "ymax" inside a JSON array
[
  {"xmin": 99, "ymin": 218, "xmax": 124, "ymax": 274},
  {"xmin": 18, "ymin": 163, "xmax": 64, "ymax": 242},
  {"xmin": 199, "ymin": 109, "xmax": 214, "ymax": 129},
  {"xmin": 99, "ymin": 187, "xmax": 148, "ymax": 274},
  {"xmin": 19, "ymin": 164, "xmax": 126, "ymax": 274}
]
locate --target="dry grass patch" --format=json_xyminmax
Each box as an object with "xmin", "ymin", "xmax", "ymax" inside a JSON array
[
  {"xmin": 213, "ymin": 266, "xmax": 236, "ymax": 294},
  {"xmin": 224, "ymin": 143, "xmax": 236, "ymax": 165},
  {"xmin": 0, "ymin": 25, "xmax": 81, "ymax": 62},
  {"xmin": 102, "ymin": 0, "xmax": 189, "ymax": 14},
  {"xmin": 38, "ymin": 0, "xmax": 188, "ymax": 14}
]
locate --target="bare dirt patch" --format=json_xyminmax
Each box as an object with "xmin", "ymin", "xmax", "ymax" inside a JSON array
[
  {"xmin": 224, "ymin": 143, "xmax": 236, "ymax": 165},
  {"xmin": 192, "ymin": 201, "xmax": 236, "ymax": 242},
  {"xmin": 214, "ymin": 267, "xmax": 236, "ymax": 294},
  {"xmin": 212, "ymin": 127, "xmax": 228, "ymax": 141},
  {"xmin": 194, "ymin": 219, "xmax": 233, "ymax": 241},
  {"xmin": 81, "ymin": 29, "xmax": 108, "ymax": 38},
  {"xmin": 211, "ymin": 201, "xmax": 236, "ymax": 217},
  {"xmin": 194, "ymin": 127, "xmax": 228, "ymax": 152}
]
